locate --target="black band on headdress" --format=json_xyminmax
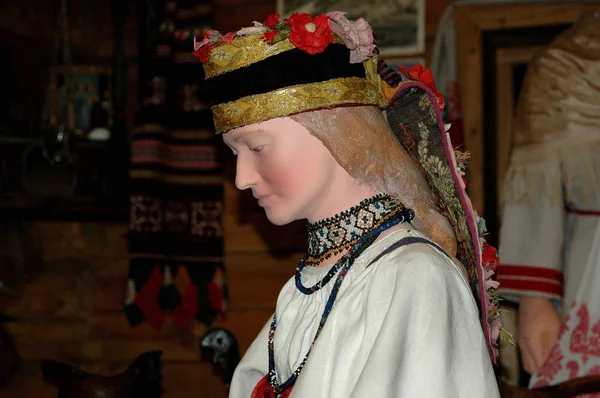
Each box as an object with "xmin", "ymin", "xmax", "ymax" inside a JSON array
[{"xmin": 206, "ymin": 44, "xmax": 366, "ymax": 106}]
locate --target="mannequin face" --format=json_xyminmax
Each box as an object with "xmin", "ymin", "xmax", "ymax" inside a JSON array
[{"xmin": 223, "ymin": 117, "xmax": 351, "ymax": 225}]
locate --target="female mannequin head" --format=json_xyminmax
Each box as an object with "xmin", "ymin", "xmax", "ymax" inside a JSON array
[{"xmin": 223, "ymin": 116, "xmax": 379, "ymax": 225}]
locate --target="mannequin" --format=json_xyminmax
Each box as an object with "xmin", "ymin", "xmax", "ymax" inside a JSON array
[
  {"xmin": 223, "ymin": 118, "xmax": 379, "ymax": 228},
  {"xmin": 195, "ymin": 11, "xmax": 503, "ymax": 397},
  {"xmin": 497, "ymin": 13, "xmax": 600, "ymax": 388},
  {"xmin": 225, "ymin": 112, "xmax": 499, "ymax": 397}
]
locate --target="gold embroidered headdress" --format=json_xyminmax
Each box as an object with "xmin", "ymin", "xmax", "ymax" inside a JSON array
[
  {"xmin": 195, "ymin": 12, "xmax": 399, "ymax": 133},
  {"xmin": 194, "ymin": 11, "xmax": 505, "ymax": 363}
]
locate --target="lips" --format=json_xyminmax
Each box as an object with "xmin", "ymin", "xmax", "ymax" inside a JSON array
[{"xmin": 256, "ymin": 195, "xmax": 272, "ymax": 206}]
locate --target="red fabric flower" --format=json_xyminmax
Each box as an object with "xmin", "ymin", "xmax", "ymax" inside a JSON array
[
  {"xmin": 286, "ymin": 13, "xmax": 333, "ymax": 55},
  {"xmin": 251, "ymin": 376, "xmax": 291, "ymax": 398},
  {"xmin": 399, "ymin": 64, "xmax": 445, "ymax": 110},
  {"xmin": 251, "ymin": 376, "xmax": 274, "ymax": 398},
  {"xmin": 263, "ymin": 29, "xmax": 277, "ymax": 43},
  {"xmin": 482, "ymin": 242, "xmax": 499, "ymax": 271},
  {"xmin": 192, "ymin": 43, "xmax": 213, "ymax": 62},
  {"xmin": 264, "ymin": 13, "xmax": 280, "ymax": 29}
]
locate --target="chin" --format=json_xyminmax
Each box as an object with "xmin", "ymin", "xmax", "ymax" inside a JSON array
[{"xmin": 263, "ymin": 208, "xmax": 296, "ymax": 226}]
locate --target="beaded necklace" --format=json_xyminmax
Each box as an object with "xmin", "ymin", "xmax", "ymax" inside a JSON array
[
  {"xmin": 298, "ymin": 194, "xmax": 413, "ymax": 294},
  {"xmin": 305, "ymin": 193, "xmax": 409, "ymax": 266},
  {"xmin": 266, "ymin": 195, "xmax": 414, "ymax": 396}
]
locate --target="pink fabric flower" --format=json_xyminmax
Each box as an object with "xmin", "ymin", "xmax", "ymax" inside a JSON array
[
  {"xmin": 192, "ymin": 36, "xmax": 213, "ymax": 62},
  {"xmin": 490, "ymin": 311, "xmax": 502, "ymax": 342},
  {"xmin": 327, "ymin": 11, "xmax": 375, "ymax": 63},
  {"xmin": 193, "ymin": 36, "xmax": 210, "ymax": 51},
  {"xmin": 237, "ymin": 21, "xmax": 268, "ymax": 36},
  {"xmin": 485, "ymin": 268, "xmax": 500, "ymax": 291}
]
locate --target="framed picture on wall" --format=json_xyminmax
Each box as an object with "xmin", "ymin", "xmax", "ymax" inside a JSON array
[
  {"xmin": 48, "ymin": 65, "xmax": 113, "ymax": 137},
  {"xmin": 276, "ymin": 0, "xmax": 425, "ymax": 55}
]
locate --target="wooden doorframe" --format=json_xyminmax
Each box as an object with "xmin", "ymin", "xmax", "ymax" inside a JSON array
[
  {"xmin": 495, "ymin": 46, "xmax": 541, "ymax": 215},
  {"xmin": 454, "ymin": 2, "xmax": 600, "ymax": 214}
]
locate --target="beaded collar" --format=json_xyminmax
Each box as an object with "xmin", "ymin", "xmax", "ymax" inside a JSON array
[
  {"xmin": 260, "ymin": 197, "xmax": 414, "ymax": 396},
  {"xmin": 268, "ymin": 214, "xmax": 404, "ymax": 396},
  {"xmin": 306, "ymin": 193, "xmax": 411, "ymax": 265}
]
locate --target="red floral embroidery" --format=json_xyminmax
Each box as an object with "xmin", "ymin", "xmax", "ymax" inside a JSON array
[
  {"xmin": 533, "ymin": 302, "xmax": 600, "ymax": 390},
  {"xmin": 537, "ymin": 343, "xmax": 565, "ymax": 384},
  {"xmin": 287, "ymin": 13, "xmax": 333, "ymax": 55},
  {"xmin": 399, "ymin": 64, "xmax": 445, "ymax": 110},
  {"xmin": 570, "ymin": 303, "xmax": 600, "ymax": 364},
  {"xmin": 566, "ymin": 360, "xmax": 580, "ymax": 379}
]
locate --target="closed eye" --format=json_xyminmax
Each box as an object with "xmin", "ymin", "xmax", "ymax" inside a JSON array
[{"xmin": 250, "ymin": 145, "xmax": 265, "ymax": 153}]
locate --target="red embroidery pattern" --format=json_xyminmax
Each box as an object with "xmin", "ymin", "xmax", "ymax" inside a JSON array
[
  {"xmin": 532, "ymin": 302, "xmax": 600, "ymax": 391},
  {"xmin": 570, "ymin": 304, "xmax": 600, "ymax": 364},
  {"xmin": 537, "ymin": 344, "xmax": 565, "ymax": 383}
]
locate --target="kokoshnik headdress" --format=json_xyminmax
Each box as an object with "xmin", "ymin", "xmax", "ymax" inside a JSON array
[{"xmin": 193, "ymin": 11, "xmax": 505, "ymax": 363}]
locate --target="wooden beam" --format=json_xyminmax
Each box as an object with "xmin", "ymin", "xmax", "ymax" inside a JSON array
[
  {"xmin": 454, "ymin": 8, "xmax": 484, "ymax": 212},
  {"xmin": 495, "ymin": 61, "xmax": 514, "ymax": 217},
  {"xmin": 496, "ymin": 46, "xmax": 544, "ymax": 65},
  {"xmin": 455, "ymin": 2, "xmax": 600, "ymax": 30}
]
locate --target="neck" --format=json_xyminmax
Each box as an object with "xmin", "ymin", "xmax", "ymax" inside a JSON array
[
  {"xmin": 305, "ymin": 193, "xmax": 412, "ymax": 267},
  {"xmin": 306, "ymin": 183, "xmax": 380, "ymax": 224}
]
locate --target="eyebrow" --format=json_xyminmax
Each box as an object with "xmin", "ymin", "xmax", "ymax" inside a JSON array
[{"xmin": 231, "ymin": 129, "xmax": 264, "ymax": 144}]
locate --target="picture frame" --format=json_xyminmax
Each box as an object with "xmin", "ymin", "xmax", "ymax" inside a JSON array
[
  {"xmin": 48, "ymin": 65, "xmax": 113, "ymax": 137},
  {"xmin": 276, "ymin": 0, "xmax": 425, "ymax": 55}
]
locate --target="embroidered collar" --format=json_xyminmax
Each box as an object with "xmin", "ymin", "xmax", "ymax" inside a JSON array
[{"xmin": 306, "ymin": 193, "xmax": 411, "ymax": 264}]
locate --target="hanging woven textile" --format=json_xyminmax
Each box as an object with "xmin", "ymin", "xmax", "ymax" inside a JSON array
[{"xmin": 125, "ymin": 0, "xmax": 227, "ymax": 331}]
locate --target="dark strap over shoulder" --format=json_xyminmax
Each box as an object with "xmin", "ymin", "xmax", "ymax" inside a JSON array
[{"xmin": 366, "ymin": 235, "xmax": 452, "ymax": 268}]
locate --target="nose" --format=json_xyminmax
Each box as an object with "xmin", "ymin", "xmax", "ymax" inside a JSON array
[{"xmin": 234, "ymin": 153, "xmax": 259, "ymax": 191}]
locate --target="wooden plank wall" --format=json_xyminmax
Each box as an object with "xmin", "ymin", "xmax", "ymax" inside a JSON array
[{"xmin": 0, "ymin": 0, "xmax": 454, "ymax": 396}]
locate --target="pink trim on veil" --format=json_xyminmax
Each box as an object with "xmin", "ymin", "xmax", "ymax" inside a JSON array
[{"xmin": 387, "ymin": 81, "xmax": 496, "ymax": 363}]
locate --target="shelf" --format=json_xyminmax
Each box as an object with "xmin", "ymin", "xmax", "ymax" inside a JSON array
[{"xmin": 0, "ymin": 132, "xmax": 129, "ymax": 222}]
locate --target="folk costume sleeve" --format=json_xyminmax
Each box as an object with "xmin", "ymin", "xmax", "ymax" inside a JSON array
[
  {"xmin": 286, "ymin": 234, "xmax": 500, "ymax": 398},
  {"xmin": 228, "ymin": 317, "xmax": 270, "ymax": 397},
  {"xmin": 497, "ymin": 158, "xmax": 565, "ymax": 302},
  {"xmin": 343, "ymin": 243, "xmax": 499, "ymax": 398}
]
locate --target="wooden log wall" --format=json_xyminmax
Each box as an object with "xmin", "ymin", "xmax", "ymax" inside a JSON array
[{"xmin": 0, "ymin": 0, "xmax": 454, "ymax": 396}]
